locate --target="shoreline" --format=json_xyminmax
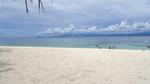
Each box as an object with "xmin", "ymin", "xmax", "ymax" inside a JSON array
[{"xmin": 0, "ymin": 45, "xmax": 149, "ymax": 51}]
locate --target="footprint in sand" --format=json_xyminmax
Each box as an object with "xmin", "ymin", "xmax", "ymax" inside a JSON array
[
  {"xmin": 96, "ymin": 60, "xmax": 106, "ymax": 66},
  {"xmin": 105, "ymin": 78, "xmax": 113, "ymax": 82},
  {"xmin": 0, "ymin": 60, "xmax": 14, "ymax": 73},
  {"xmin": 138, "ymin": 76, "xmax": 147, "ymax": 80},
  {"xmin": 56, "ymin": 68, "xmax": 97, "ymax": 82}
]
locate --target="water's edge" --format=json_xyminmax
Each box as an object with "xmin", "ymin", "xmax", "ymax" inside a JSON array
[{"xmin": 0, "ymin": 36, "xmax": 150, "ymax": 50}]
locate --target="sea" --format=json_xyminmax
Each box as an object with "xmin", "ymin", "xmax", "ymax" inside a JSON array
[{"xmin": 0, "ymin": 36, "xmax": 150, "ymax": 50}]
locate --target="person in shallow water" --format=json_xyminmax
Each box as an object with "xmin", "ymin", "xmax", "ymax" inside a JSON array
[
  {"xmin": 147, "ymin": 45, "xmax": 150, "ymax": 48},
  {"xmin": 109, "ymin": 45, "xmax": 116, "ymax": 49},
  {"xmin": 95, "ymin": 44, "xmax": 102, "ymax": 49}
]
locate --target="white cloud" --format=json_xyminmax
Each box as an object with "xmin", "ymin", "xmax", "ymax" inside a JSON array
[
  {"xmin": 103, "ymin": 21, "xmax": 150, "ymax": 32},
  {"xmin": 43, "ymin": 24, "xmax": 97, "ymax": 34},
  {"xmin": 43, "ymin": 21, "xmax": 150, "ymax": 34},
  {"xmin": 43, "ymin": 24, "xmax": 74, "ymax": 33}
]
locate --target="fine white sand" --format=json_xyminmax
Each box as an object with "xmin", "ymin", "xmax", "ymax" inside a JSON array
[{"xmin": 0, "ymin": 46, "xmax": 150, "ymax": 84}]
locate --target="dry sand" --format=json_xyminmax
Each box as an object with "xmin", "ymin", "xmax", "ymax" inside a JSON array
[{"xmin": 0, "ymin": 46, "xmax": 150, "ymax": 84}]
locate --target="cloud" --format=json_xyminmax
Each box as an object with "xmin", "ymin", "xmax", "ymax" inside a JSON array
[
  {"xmin": 43, "ymin": 21, "xmax": 150, "ymax": 34},
  {"xmin": 43, "ymin": 24, "xmax": 74, "ymax": 33},
  {"xmin": 103, "ymin": 21, "xmax": 150, "ymax": 32},
  {"xmin": 42, "ymin": 24, "xmax": 98, "ymax": 34},
  {"xmin": 1, "ymin": 0, "xmax": 150, "ymax": 37}
]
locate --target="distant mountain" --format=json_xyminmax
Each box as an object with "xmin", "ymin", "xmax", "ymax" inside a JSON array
[
  {"xmin": 125, "ymin": 31, "xmax": 150, "ymax": 36},
  {"xmin": 36, "ymin": 33, "xmax": 64, "ymax": 38},
  {"xmin": 36, "ymin": 31, "xmax": 150, "ymax": 38}
]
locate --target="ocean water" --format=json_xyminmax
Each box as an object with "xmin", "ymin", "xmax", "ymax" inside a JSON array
[{"xmin": 0, "ymin": 36, "xmax": 150, "ymax": 50}]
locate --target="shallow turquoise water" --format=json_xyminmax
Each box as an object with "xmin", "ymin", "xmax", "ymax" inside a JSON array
[{"xmin": 0, "ymin": 36, "xmax": 150, "ymax": 50}]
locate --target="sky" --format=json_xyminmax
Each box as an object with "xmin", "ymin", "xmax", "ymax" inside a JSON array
[{"xmin": 0, "ymin": 0, "xmax": 150, "ymax": 37}]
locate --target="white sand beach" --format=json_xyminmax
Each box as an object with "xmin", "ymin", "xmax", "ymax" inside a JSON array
[{"xmin": 0, "ymin": 46, "xmax": 150, "ymax": 84}]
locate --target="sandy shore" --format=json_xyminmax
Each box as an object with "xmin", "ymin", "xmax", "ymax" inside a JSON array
[{"xmin": 0, "ymin": 46, "xmax": 150, "ymax": 84}]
